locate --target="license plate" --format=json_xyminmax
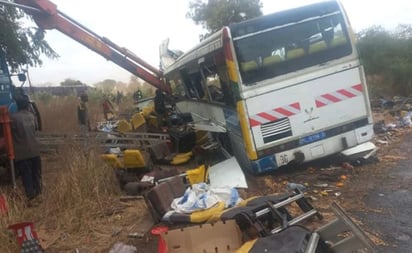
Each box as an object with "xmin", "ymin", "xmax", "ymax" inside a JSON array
[
  {"xmin": 300, "ymin": 131, "xmax": 326, "ymax": 145},
  {"xmin": 275, "ymin": 152, "xmax": 289, "ymax": 166}
]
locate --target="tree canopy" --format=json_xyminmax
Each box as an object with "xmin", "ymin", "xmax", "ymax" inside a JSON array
[
  {"xmin": 60, "ymin": 78, "xmax": 85, "ymax": 87},
  {"xmin": 187, "ymin": 0, "xmax": 263, "ymax": 40},
  {"xmin": 0, "ymin": 1, "xmax": 58, "ymax": 72},
  {"xmin": 357, "ymin": 24, "xmax": 412, "ymax": 97}
]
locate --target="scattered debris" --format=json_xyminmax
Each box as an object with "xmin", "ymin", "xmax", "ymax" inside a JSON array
[
  {"xmin": 285, "ymin": 182, "xmax": 307, "ymax": 192},
  {"xmin": 108, "ymin": 242, "xmax": 137, "ymax": 253}
]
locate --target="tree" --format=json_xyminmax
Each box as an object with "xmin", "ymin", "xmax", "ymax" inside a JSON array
[
  {"xmin": 357, "ymin": 25, "xmax": 412, "ymax": 97},
  {"xmin": 187, "ymin": 0, "xmax": 263, "ymax": 40},
  {"xmin": 93, "ymin": 79, "xmax": 118, "ymax": 94},
  {"xmin": 0, "ymin": 1, "xmax": 58, "ymax": 72},
  {"xmin": 60, "ymin": 78, "xmax": 85, "ymax": 86}
]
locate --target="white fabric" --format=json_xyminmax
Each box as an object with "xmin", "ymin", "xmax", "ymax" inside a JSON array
[{"xmin": 170, "ymin": 183, "xmax": 242, "ymax": 214}]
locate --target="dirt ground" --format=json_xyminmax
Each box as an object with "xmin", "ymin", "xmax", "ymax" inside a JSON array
[{"xmin": 37, "ymin": 111, "xmax": 409, "ymax": 252}]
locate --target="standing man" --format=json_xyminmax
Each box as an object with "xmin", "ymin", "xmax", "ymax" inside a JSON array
[
  {"xmin": 102, "ymin": 96, "xmax": 114, "ymax": 121},
  {"xmin": 77, "ymin": 92, "xmax": 90, "ymax": 151},
  {"xmin": 10, "ymin": 92, "xmax": 42, "ymax": 202},
  {"xmin": 154, "ymin": 89, "xmax": 167, "ymax": 128},
  {"xmin": 77, "ymin": 92, "xmax": 90, "ymax": 132}
]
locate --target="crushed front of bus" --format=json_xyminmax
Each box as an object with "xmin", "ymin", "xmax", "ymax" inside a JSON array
[{"xmin": 230, "ymin": 1, "xmax": 374, "ymax": 174}]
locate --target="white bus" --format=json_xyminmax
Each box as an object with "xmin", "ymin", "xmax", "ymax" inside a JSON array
[{"xmin": 162, "ymin": 0, "xmax": 374, "ymax": 174}]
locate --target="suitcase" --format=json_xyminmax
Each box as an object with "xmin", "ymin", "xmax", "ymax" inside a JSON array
[{"xmin": 144, "ymin": 176, "xmax": 187, "ymax": 222}]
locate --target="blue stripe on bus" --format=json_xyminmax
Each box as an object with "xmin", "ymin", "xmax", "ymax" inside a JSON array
[{"xmin": 251, "ymin": 155, "xmax": 278, "ymax": 174}]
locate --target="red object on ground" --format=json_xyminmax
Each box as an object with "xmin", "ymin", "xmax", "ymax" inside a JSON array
[
  {"xmin": 8, "ymin": 222, "xmax": 39, "ymax": 247},
  {"xmin": 0, "ymin": 194, "xmax": 8, "ymax": 215},
  {"xmin": 0, "ymin": 106, "xmax": 15, "ymax": 160},
  {"xmin": 151, "ymin": 226, "xmax": 169, "ymax": 253}
]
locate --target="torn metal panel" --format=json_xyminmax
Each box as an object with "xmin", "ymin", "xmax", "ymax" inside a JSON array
[{"xmin": 209, "ymin": 157, "xmax": 248, "ymax": 188}]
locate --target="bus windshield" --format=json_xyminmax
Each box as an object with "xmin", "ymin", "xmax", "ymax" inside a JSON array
[{"xmin": 233, "ymin": 7, "xmax": 352, "ymax": 85}]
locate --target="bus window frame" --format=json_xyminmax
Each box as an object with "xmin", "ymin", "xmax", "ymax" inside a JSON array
[{"xmin": 233, "ymin": 11, "xmax": 352, "ymax": 86}]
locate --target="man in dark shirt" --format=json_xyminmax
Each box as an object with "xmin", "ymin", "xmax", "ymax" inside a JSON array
[
  {"xmin": 154, "ymin": 89, "xmax": 170, "ymax": 128},
  {"xmin": 10, "ymin": 93, "xmax": 42, "ymax": 201},
  {"xmin": 77, "ymin": 92, "xmax": 89, "ymax": 130}
]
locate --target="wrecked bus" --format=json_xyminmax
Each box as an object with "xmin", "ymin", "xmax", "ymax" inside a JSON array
[{"xmin": 162, "ymin": 0, "xmax": 374, "ymax": 174}]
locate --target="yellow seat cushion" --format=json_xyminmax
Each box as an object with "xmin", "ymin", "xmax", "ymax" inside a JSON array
[
  {"xmin": 330, "ymin": 36, "xmax": 348, "ymax": 47},
  {"xmin": 240, "ymin": 61, "xmax": 258, "ymax": 72},
  {"xmin": 263, "ymin": 55, "xmax": 282, "ymax": 66},
  {"xmin": 123, "ymin": 149, "xmax": 146, "ymax": 168},
  {"xmin": 131, "ymin": 112, "xmax": 146, "ymax": 129},
  {"xmin": 101, "ymin": 154, "xmax": 123, "ymax": 169},
  {"xmin": 170, "ymin": 152, "xmax": 192, "ymax": 165},
  {"xmin": 117, "ymin": 119, "xmax": 132, "ymax": 133},
  {"xmin": 186, "ymin": 164, "xmax": 207, "ymax": 185},
  {"xmin": 142, "ymin": 105, "xmax": 154, "ymax": 118},
  {"xmin": 286, "ymin": 48, "xmax": 305, "ymax": 60},
  {"xmin": 309, "ymin": 41, "xmax": 327, "ymax": 54}
]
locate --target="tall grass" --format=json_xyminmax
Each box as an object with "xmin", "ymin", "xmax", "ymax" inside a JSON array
[{"xmin": 0, "ymin": 95, "xmax": 136, "ymax": 252}]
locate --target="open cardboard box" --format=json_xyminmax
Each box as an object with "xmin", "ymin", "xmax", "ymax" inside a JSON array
[{"xmin": 161, "ymin": 220, "xmax": 242, "ymax": 252}]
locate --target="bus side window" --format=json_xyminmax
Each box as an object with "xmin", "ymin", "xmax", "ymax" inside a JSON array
[
  {"xmin": 217, "ymin": 67, "xmax": 236, "ymax": 107},
  {"xmin": 193, "ymin": 74, "xmax": 205, "ymax": 99},
  {"xmin": 183, "ymin": 73, "xmax": 205, "ymax": 100},
  {"xmin": 169, "ymin": 79, "xmax": 186, "ymax": 97},
  {"xmin": 205, "ymin": 74, "xmax": 224, "ymax": 103}
]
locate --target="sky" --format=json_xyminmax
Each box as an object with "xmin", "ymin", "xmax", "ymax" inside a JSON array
[{"xmin": 19, "ymin": 0, "xmax": 412, "ymax": 86}]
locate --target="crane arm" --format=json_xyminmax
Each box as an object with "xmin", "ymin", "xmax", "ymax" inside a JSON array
[{"xmin": 11, "ymin": 0, "xmax": 170, "ymax": 93}]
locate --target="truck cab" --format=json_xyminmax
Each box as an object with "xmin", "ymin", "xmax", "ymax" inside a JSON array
[{"xmin": 0, "ymin": 48, "xmax": 18, "ymax": 114}]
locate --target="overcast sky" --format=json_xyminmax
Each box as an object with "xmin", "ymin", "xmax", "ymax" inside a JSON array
[{"xmin": 21, "ymin": 0, "xmax": 412, "ymax": 86}]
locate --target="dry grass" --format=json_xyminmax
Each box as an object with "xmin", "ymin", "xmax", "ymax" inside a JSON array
[
  {"xmin": 36, "ymin": 96, "xmax": 103, "ymax": 133},
  {"xmin": 0, "ymin": 95, "xmax": 146, "ymax": 252}
]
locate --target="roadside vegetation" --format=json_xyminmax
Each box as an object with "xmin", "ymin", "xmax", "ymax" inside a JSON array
[{"xmin": 357, "ymin": 25, "xmax": 412, "ymax": 97}]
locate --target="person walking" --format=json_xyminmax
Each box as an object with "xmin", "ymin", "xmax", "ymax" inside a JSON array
[{"xmin": 10, "ymin": 93, "xmax": 42, "ymax": 202}]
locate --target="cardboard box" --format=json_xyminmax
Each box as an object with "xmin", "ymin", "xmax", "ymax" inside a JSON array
[{"xmin": 161, "ymin": 220, "xmax": 242, "ymax": 252}]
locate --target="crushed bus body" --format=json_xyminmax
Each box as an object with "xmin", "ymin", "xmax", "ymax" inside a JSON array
[{"xmin": 163, "ymin": 0, "xmax": 374, "ymax": 174}]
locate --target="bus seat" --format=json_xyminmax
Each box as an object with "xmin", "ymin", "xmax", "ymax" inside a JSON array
[
  {"xmin": 308, "ymin": 41, "xmax": 327, "ymax": 54},
  {"xmin": 117, "ymin": 119, "xmax": 132, "ymax": 133},
  {"xmin": 142, "ymin": 105, "xmax": 154, "ymax": 118},
  {"xmin": 286, "ymin": 48, "xmax": 305, "ymax": 60},
  {"xmin": 101, "ymin": 154, "xmax": 123, "ymax": 169},
  {"xmin": 131, "ymin": 112, "xmax": 146, "ymax": 130},
  {"xmin": 240, "ymin": 60, "xmax": 258, "ymax": 72},
  {"xmin": 263, "ymin": 55, "xmax": 282, "ymax": 66},
  {"xmin": 123, "ymin": 149, "xmax": 146, "ymax": 168},
  {"xmin": 330, "ymin": 36, "xmax": 347, "ymax": 47}
]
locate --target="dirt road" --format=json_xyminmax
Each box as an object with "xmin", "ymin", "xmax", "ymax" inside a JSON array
[{"xmin": 355, "ymin": 131, "xmax": 412, "ymax": 253}]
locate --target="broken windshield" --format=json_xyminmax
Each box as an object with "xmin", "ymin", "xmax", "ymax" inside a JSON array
[{"xmin": 233, "ymin": 10, "xmax": 352, "ymax": 85}]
